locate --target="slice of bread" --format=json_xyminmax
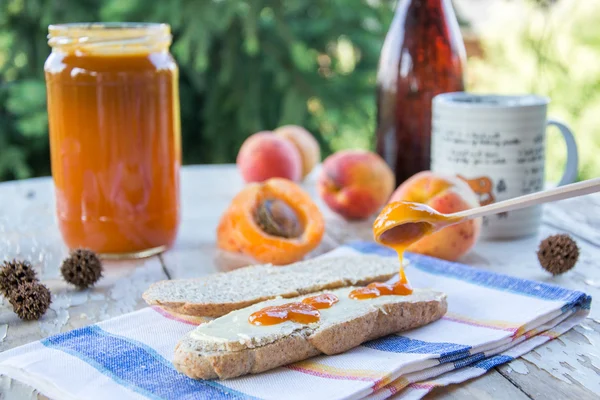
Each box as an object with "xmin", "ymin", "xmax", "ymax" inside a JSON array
[
  {"xmin": 143, "ymin": 255, "xmax": 399, "ymax": 317},
  {"xmin": 174, "ymin": 287, "xmax": 447, "ymax": 380}
]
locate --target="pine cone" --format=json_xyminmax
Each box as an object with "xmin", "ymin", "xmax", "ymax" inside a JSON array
[
  {"xmin": 537, "ymin": 234, "xmax": 579, "ymax": 275},
  {"xmin": 0, "ymin": 259, "xmax": 38, "ymax": 297},
  {"xmin": 60, "ymin": 249, "xmax": 103, "ymax": 289},
  {"xmin": 9, "ymin": 281, "xmax": 51, "ymax": 320}
]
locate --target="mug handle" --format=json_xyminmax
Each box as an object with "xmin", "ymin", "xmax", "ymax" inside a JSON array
[{"xmin": 547, "ymin": 119, "xmax": 578, "ymax": 186}]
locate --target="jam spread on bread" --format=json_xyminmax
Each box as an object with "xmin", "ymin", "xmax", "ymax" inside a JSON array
[
  {"xmin": 349, "ymin": 265, "xmax": 412, "ymax": 299},
  {"xmin": 301, "ymin": 293, "xmax": 339, "ymax": 309},
  {"xmin": 349, "ymin": 280, "xmax": 412, "ymax": 299},
  {"xmin": 249, "ymin": 294, "xmax": 339, "ymax": 325}
]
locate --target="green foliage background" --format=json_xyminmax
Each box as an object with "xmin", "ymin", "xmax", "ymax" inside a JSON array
[
  {"xmin": 0, "ymin": 0, "xmax": 394, "ymax": 181},
  {"xmin": 467, "ymin": 0, "xmax": 600, "ymax": 183},
  {"xmin": 0, "ymin": 0, "xmax": 597, "ymax": 183}
]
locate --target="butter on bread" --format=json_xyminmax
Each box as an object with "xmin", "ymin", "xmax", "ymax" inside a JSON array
[
  {"xmin": 174, "ymin": 287, "xmax": 447, "ymax": 380},
  {"xmin": 143, "ymin": 255, "xmax": 399, "ymax": 317}
]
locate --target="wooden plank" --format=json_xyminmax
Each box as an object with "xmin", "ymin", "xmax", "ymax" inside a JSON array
[
  {"xmin": 426, "ymin": 369, "xmax": 531, "ymax": 400},
  {"xmin": 497, "ymin": 320, "xmax": 600, "ymax": 400},
  {"xmin": 543, "ymin": 193, "xmax": 600, "ymax": 246},
  {"xmin": 3, "ymin": 166, "xmax": 596, "ymax": 399},
  {"xmin": 0, "ymin": 375, "xmax": 46, "ymax": 399},
  {"xmin": 161, "ymin": 166, "xmax": 245, "ymax": 279},
  {"xmin": 498, "ymin": 359, "xmax": 597, "ymax": 400}
]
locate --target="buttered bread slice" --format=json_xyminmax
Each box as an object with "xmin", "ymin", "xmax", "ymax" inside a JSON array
[
  {"xmin": 174, "ymin": 287, "xmax": 447, "ymax": 380},
  {"xmin": 144, "ymin": 255, "xmax": 399, "ymax": 317}
]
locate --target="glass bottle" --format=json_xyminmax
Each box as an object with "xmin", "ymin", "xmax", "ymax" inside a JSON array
[
  {"xmin": 375, "ymin": 0, "xmax": 466, "ymax": 184},
  {"xmin": 44, "ymin": 23, "xmax": 181, "ymax": 258}
]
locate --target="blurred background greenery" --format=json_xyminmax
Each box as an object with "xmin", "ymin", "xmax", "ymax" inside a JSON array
[{"xmin": 0, "ymin": 0, "xmax": 597, "ymax": 183}]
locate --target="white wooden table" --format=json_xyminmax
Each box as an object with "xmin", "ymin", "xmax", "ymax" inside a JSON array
[{"xmin": 0, "ymin": 165, "xmax": 598, "ymax": 399}]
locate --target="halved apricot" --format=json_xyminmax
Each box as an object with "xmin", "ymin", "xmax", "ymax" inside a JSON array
[{"xmin": 216, "ymin": 178, "xmax": 325, "ymax": 265}]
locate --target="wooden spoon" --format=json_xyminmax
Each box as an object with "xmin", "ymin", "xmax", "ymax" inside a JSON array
[{"xmin": 375, "ymin": 178, "xmax": 600, "ymax": 245}]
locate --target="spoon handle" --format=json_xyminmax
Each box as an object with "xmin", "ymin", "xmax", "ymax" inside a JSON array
[{"xmin": 452, "ymin": 178, "xmax": 600, "ymax": 221}]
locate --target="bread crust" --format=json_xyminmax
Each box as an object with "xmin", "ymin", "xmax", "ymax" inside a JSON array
[
  {"xmin": 153, "ymin": 270, "xmax": 395, "ymax": 318},
  {"xmin": 173, "ymin": 294, "xmax": 447, "ymax": 380},
  {"xmin": 143, "ymin": 256, "xmax": 399, "ymax": 317}
]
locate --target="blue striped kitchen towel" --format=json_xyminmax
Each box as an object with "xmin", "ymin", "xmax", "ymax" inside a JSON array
[{"xmin": 0, "ymin": 241, "xmax": 591, "ymax": 400}]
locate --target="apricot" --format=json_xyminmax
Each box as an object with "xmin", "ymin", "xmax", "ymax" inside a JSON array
[
  {"xmin": 389, "ymin": 171, "xmax": 481, "ymax": 261},
  {"xmin": 318, "ymin": 150, "xmax": 395, "ymax": 220},
  {"xmin": 217, "ymin": 178, "xmax": 325, "ymax": 265},
  {"xmin": 274, "ymin": 125, "xmax": 321, "ymax": 179},
  {"xmin": 237, "ymin": 131, "xmax": 302, "ymax": 183}
]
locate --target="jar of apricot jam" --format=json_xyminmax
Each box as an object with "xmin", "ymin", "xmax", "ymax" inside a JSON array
[{"xmin": 44, "ymin": 23, "xmax": 181, "ymax": 258}]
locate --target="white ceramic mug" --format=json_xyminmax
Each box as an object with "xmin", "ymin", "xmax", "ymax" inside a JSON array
[{"xmin": 431, "ymin": 93, "xmax": 578, "ymax": 239}]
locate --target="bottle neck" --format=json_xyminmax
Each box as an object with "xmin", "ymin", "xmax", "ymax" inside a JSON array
[
  {"xmin": 394, "ymin": 0, "xmax": 462, "ymax": 37},
  {"xmin": 397, "ymin": 0, "xmax": 450, "ymax": 9}
]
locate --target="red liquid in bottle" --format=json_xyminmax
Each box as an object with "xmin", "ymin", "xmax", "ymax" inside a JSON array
[{"xmin": 376, "ymin": 0, "xmax": 466, "ymax": 184}]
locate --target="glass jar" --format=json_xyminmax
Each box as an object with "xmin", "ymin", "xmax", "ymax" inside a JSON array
[{"xmin": 44, "ymin": 23, "xmax": 181, "ymax": 258}]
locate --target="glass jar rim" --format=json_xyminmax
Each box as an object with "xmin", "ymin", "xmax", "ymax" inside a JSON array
[
  {"xmin": 49, "ymin": 22, "xmax": 169, "ymax": 34},
  {"xmin": 47, "ymin": 22, "xmax": 172, "ymax": 52}
]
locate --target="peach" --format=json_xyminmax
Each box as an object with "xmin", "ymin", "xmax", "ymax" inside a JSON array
[
  {"xmin": 389, "ymin": 171, "xmax": 481, "ymax": 261},
  {"xmin": 237, "ymin": 131, "xmax": 302, "ymax": 183},
  {"xmin": 318, "ymin": 150, "xmax": 395, "ymax": 220},
  {"xmin": 275, "ymin": 125, "xmax": 321, "ymax": 179}
]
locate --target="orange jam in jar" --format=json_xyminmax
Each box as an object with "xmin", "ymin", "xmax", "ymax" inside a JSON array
[{"xmin": 44, "ymin": 23, "xmax": 181, "ymax": 258}]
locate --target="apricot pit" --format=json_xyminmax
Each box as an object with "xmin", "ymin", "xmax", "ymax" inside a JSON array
[{"xmin": 255, "ymin": 199, "xmax": 303, "ymax": 239}]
